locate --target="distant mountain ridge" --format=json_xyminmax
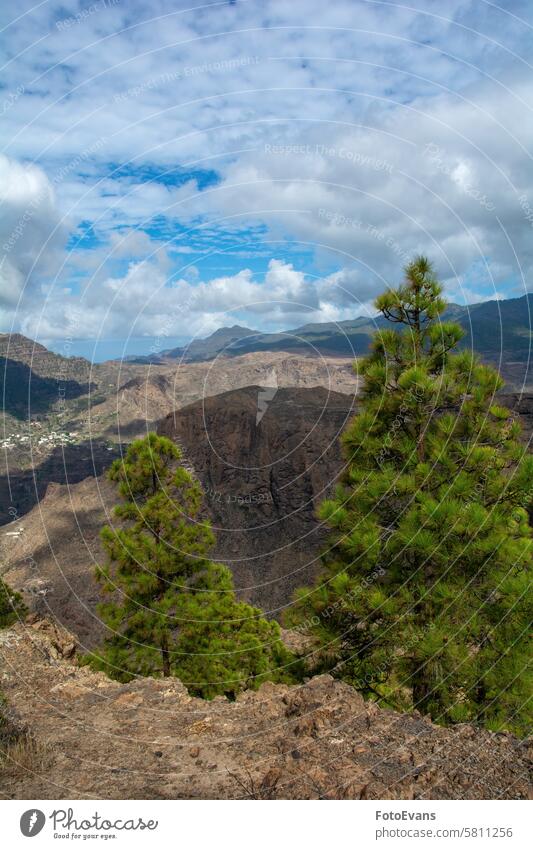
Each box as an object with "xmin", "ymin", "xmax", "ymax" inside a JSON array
[
  {"xmin": 0, "ymin": 333, "xmax": 95, "ymax": 420},
  {"xmin": 0, "ymin": 333, "xmax": 92, "ymax": 382},
  {"xmin": 151, "ymin": 293, "xmax": 532, "ymax": 367}
]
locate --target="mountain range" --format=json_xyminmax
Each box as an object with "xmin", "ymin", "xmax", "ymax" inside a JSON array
[{"xmin": 135, "ymin": 293, "xmax": 532, "ymax": 368}]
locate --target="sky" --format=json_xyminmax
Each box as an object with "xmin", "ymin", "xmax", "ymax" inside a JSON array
[{"xmin": 1, "ymin": 0, "xmax": 533, "ymax": 360}]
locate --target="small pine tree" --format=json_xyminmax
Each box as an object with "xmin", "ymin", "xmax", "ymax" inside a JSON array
[
  {"xmin": 169, "ymin": 562, "xmax": 291, "ymax": 699},
  {"xmin": 288, "ymin": 257, "xmax": 532, "ymax": 734},
  {"xmin": 0, "ymin": 582, "xmax": 27, "ymax": 753},
  {"xmin": 87, "ymin": 434, "xmax": 290, "ymax": 698},
  {"xmin": 0, "ymin": 577, "xmax": 26, "ymax": 628}
]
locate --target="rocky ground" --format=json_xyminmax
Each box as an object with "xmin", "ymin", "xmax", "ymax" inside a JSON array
[{"xmin": 0, "ymin": 619, "xmax": 530, "ymax": 800}]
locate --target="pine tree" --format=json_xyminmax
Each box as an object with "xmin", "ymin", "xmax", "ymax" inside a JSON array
[
  {"xmin": 0, "ymin": 581, "xmax": 26, "ymax": 752},
  {"xmin": 0, "ymin": 577, "xmax": 26, "ymax": 628},
  {"xmin": 87, "ymin": 433, "xmax": 290, "ymax": 698},
  {"xmin": 288, "ymin": 257, "xmax": 532, "ymax": 734}
]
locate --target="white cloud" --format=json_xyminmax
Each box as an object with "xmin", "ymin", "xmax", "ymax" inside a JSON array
[
  {"xmin": 18, "ymin": 254, "xmax": 378, "ymax": 342},
  {"xmin": 0, "ymin": 155, "xmax": 67, "ymax": 322}
]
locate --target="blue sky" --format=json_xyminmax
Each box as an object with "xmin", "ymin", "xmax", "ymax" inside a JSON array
[{"xmin": 1, "ymin": 0, "xmax": 533, "ymax": 360}]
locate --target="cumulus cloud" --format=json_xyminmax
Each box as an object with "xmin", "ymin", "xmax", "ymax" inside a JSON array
[
  {"xmin": 20, "ymin": 254, "xmax": 370, "ymax": 342},
  {"xmin": 0, "ymin": 155, "xmax": 66, "ymax": 317}
]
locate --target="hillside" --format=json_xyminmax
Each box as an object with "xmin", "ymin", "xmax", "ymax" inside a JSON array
[
  {"xmin": 85, "ymin": 351, "xmax": 357, "ymax": 441},
  {"xmin": 161, "ymin": 324, "xmax": 256, "ymax": 361},
  {"xmin": 0, "ymin": 334, "xmax": 92, "ymax": 384},
  {"xmin": 0, "ymin": 344, "xmax": 357, "ymax": 524},
  {"xmin": 0, "ymin": 334, "xmax": 95, "ymax": 423},
  {"xmin": 1, "ymin": 288, "xmax": 531, "ymax": 447},
  {"xmin": 1, "ymin": 619, "xmax": 530, "ymax": 800}
]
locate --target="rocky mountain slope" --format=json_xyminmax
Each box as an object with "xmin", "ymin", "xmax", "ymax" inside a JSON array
[
  {"xmin": 1, "ymin": 325, "xmax": 529, "ymax": 531},
  {"xmin": 158, "ymin": 386, "xmax": 356, "ymax": 613},
  {"xmin": 1, "ymin": 331, "xmax": 357, "ymax": 437},
  {"xmin": 0, "ymin": 334, "xmax": 95, "ymax": 431},
  {"xmin": 1, "ymin": 619, "xmax": 530, "ymax": 800},
  {"xmin": 0, "ymin": 441, "xmax": 122, "ymax": 527},
  {"xmin": 0, "ymin": 334, "xmax": 93, "ymax": 385},
  {"xmin": 0, "ymin": 476, "xmax": 117, "ymax": 646},
  {"xmin": 86, "ymin": 351, "xmax": 357, "ymax": 440},
  {"xmin": 0, "ymin": 346, "xmax": 356, "ymax": 524}
]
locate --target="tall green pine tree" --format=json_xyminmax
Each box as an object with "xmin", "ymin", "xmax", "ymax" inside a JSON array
[
  {"xmin": 0, "ymin": 577, "xmax": 26, "ymax": 628},
  {"xmin": 289, "ymin": 257, "xmax": 532, "ymax": 734},
  {"xmin": 88, "ymin": 434, "xmax": 290, "ymax": 699}
]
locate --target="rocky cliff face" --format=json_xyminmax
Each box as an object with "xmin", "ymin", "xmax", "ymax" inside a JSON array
[
  {"xmin": 158, "ymin": 386, "xmax": 356, "ymax": 613},
  {"xmin": 1, "ymin": 620, "xmax": 530, "ymax": 800},
  {"xmin": 0, "ymin": 334, "xmax": 93, "ymax": 384},
  {"xmin": 79, "ymin": 350, "xmax": 359, "ymax": 440}
]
